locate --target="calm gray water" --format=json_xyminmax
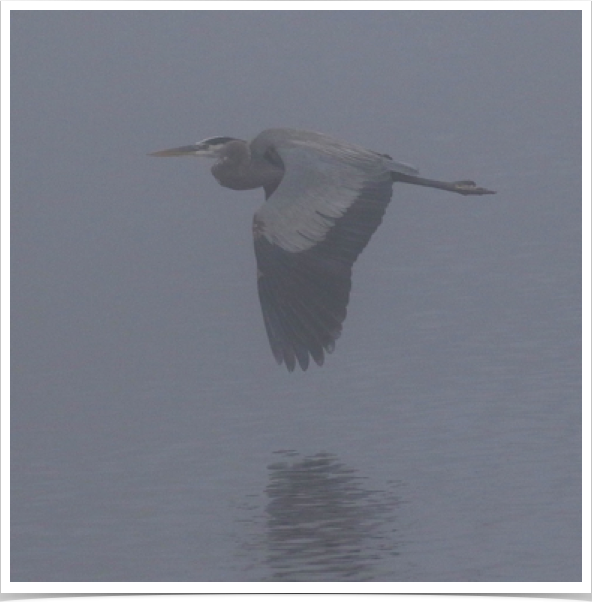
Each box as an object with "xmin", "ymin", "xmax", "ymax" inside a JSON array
[{"xmin": 10, "ymin": 11, "xmax": 581, "ymax": 582}]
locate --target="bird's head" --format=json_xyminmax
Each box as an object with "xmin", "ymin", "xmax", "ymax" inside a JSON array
[{"xmin": 148, "ymin": 136, "xmax": 244, "ymax": 159}]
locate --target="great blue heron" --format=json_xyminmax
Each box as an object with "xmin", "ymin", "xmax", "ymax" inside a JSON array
[{"xmin": 150, "ymin": 128, "xmax": 495, "ymax": 372}]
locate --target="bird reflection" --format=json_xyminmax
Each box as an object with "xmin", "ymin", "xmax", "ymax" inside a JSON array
[{"xmin": 263, "ymin": 451, "xmax": 399, "ymax": 581}]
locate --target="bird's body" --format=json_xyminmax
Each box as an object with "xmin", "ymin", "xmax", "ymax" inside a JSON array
[{"xmin": 150, "ymin": 128, "xmax": 495, "ymax": 371}]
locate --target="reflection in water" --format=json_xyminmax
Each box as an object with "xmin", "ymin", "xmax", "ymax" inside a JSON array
[{"xmin": 263, "ymin": 451, "xmax": 400, "ymax": 581}]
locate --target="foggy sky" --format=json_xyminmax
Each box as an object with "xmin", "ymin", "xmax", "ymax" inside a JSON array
[{"xmin": 9, "ymin": 10, "xmax": 582, "ymax": 585}]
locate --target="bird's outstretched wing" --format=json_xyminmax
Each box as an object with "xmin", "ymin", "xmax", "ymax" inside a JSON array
[{"xmin": 251, "ymin": 129, "xmax": 402, "ymax": 371}]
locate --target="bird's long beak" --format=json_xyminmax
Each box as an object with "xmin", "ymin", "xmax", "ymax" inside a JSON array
[{"xmin": 148, "ymin": 144, "xmax": 214, "ymax": 158}]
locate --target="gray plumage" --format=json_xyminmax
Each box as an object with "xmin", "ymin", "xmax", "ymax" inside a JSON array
[{"xmin": 150, "ymin": 128, "xmax": 495, "ymax": 372}]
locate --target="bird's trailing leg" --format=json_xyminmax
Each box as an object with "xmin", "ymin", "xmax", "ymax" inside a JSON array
[{"xmin": 392, "ymin": 172, "xmax": 496, "ymax": 196}]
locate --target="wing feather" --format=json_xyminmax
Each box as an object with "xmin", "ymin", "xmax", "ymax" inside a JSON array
[{"xmin": 251, "ymin": 130, "xmax": 396, "ymax": 370}]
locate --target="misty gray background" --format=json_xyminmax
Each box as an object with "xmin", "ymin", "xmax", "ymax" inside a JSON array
[{"xmin": 11, "ymin": 11, "xmax": 581, "ymax": 582}]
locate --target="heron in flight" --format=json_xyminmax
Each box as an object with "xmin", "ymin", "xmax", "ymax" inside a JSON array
[{"xmin": 150, "ymin": 128, "xmax": 495, "ymax": 372}]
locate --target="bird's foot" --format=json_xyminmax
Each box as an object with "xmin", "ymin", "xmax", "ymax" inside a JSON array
[{"xmin": 452, "ymin": 180, "xmax": 497, "ymax": 196}]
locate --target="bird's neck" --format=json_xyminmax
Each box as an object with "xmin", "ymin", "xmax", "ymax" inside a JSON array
[{"xmin": 212, "ymin": 158, "xmax": 283, "ymax": 193}]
